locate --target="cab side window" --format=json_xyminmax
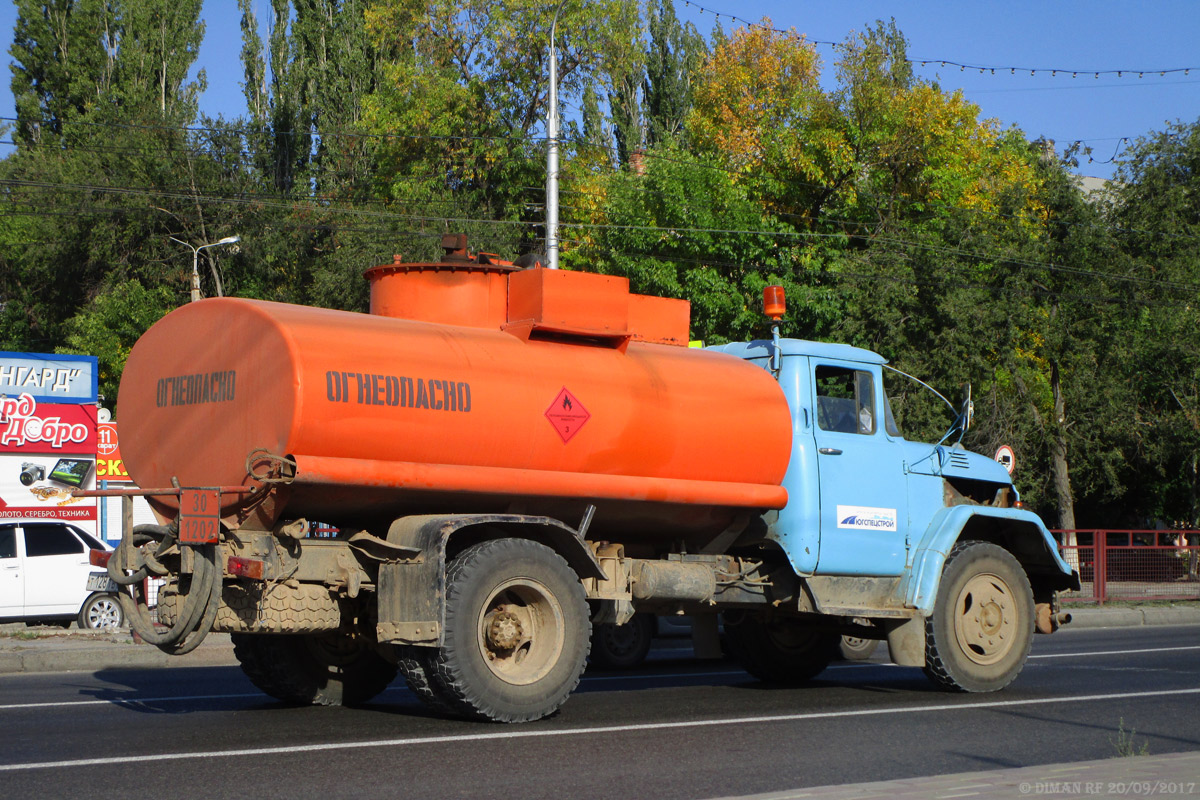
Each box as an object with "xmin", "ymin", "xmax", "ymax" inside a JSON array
[
  {"xmin": 816, "ymin": 366, "xmax": 875, "ymax": 435},
  {"xmin": 0, "ymin": 527, "xmax": 15, "ymax": 559},
  {"xmin": 23, "ymin": 524, "xmax": 85, "ymax": 557}
]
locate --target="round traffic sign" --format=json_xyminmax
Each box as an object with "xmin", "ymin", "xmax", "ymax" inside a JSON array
[{"xmin": 994, "ymin": 445, "xmax": 1016, "ymax": 475}]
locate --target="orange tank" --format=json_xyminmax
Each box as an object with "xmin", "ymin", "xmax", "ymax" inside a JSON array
[{"xmin": 116, "ymin": 243, "xmax": 792, "ymax": 544}]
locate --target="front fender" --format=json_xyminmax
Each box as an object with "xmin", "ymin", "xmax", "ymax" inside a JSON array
[{"xmin": 905, "ymin": 506, "xmax": 1080, "ymax": 614}]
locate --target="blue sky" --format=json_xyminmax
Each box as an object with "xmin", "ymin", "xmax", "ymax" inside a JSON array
[{"xmin": 2, "ymin": 0, "xmax": 1198, "ymax": 179}]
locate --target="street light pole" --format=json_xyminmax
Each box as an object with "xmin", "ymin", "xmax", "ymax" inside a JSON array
[
  {"xmin": 546, "ymin": 0, "xmax": 568, "ymax": 270},
  {"xmin": 170, "ymin": 236, "xmax": 240, "ymax": 302}
]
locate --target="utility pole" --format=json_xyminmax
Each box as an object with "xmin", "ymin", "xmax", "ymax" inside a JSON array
[{"xmin": 546, "ymin": 0, "xmax": 568, "ymax": 269}]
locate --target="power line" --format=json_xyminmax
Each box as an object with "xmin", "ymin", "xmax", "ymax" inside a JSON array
[
  {"xmin": 677, "ymin": 1, "xmax": 1198, "ymax": 79},
  {"xmin": 5, "ymin": 168, "xmax": 1196, "ymax": 296}
]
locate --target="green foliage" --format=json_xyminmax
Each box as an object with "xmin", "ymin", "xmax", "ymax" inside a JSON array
[{"xmin": 58, "ymin": 279, "xmax": 175, "ymax": 404}]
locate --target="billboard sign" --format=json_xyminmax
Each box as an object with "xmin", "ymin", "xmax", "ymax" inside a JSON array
[
  {"xmin": 0, "ymin": 394, "xmax": 98, "ymax": 530},
  {"xmin": 0, "ymin": 351, "xmax": 98, "ymax": 404},
  {"xmin": 0, "ymin": 396, "xmax": 98, "ymax": 454},
  {"xmin": 95, "ymin": 422, "xmax": 133, "ymax": 484}
]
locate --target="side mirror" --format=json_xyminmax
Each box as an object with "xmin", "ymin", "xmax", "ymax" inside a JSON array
[{"xmin": 960, "ymin": 384, "xmax": 974, "ymax": 433}]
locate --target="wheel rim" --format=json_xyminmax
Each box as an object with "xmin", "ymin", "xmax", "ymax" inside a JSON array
[
  {"xmin": 952, "ymin": 572, "xmax": 1018, "ymax": 666},
  {"xmin": 476, "ymin": 578, "xmax": 565, "ymax": 686},
  {"xmin": 86, "ymin": 597, "xmax": 121, "ymax": 629}
]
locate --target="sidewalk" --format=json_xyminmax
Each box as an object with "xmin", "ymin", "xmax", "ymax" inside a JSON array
[
  {"xmin": 0, "ymin": 627, "xmax": 236, "ymax": 674},
  {"xmin": 716, "ymin": 752, "xmax": 1200, "ymax": 800}
]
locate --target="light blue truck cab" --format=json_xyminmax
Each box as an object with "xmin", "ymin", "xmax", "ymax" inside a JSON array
[{"xmin": 709, "ymin": 338, "xmax": 1080, "ymax": 692}]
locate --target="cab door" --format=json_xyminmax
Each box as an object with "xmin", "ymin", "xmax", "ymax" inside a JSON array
[
  {"xmin": 811, "ymin": 361, "xmax": 909, "ymax": 575},
  {"xmin": 0, "ymin": 525, "xmax": 21, "ymax": 615}
]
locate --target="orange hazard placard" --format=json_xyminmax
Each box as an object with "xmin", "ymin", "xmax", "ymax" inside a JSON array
[
  {"xmin": 178, "ymin": 489, "xmax": 220, "ymax": 544},
  {"xmin": 545, "ymin": 388, "xmax": 590, "ymax": 443}
]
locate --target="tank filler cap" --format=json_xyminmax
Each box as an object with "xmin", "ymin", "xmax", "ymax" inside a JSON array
[{"xmin": 441, "ymin": 233, "xmax": 471, "ymax": 262}]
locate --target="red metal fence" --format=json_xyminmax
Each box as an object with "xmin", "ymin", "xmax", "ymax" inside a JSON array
[{"xmin": 1054, "ymin": 530, "xmax": 1200, "ymax": 604}]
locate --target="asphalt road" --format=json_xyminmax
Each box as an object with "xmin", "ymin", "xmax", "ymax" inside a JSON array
[{"xmin": 1, "ymin": 625, "xmax": 1198, "ymax": 800}]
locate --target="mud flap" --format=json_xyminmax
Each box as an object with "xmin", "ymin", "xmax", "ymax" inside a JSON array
[{"xmin": 884, "ymin": 616, "xmax": 926, "ymax": 667}]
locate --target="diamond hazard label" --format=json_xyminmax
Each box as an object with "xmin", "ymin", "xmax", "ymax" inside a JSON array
[{"xmin": 545, "ymin": 387, "xmax": 590, "ymax": 443}]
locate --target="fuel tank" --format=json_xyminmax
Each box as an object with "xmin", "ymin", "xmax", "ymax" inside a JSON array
[{"xmin": 116, "ymin": 247, "xmax": 793, "ymax": 542}]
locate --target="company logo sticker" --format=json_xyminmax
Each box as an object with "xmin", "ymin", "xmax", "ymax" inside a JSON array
[
  {"xmin": 545, "ymin": 388, "xmax": 590, "ymax": 443},
  {"xmin": 836, "ymin": 505, "xmax": 898, "ymax": 531}
]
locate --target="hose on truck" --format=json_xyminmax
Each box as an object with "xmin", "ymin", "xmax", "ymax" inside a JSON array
[{"xmin": 106, "ymin": 523, "xmax": 222, "ymax": 655}]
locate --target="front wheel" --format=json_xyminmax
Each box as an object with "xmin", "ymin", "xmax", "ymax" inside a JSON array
[
  {"xmin": 422, "ymin": 538, "xmax": 591, "ymax": 722},
  {"xmin": 78, "ymin": 593, "xmax": 124, "ymax": 630},
  {"xmin": 924, "ymin": 541, "xmax": 1034, "ymax": 692}
]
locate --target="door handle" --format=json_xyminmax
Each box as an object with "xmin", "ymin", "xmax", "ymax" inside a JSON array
[{"xmin": 819, "ymin": 447, "xmax": 843, "ymax": 455}]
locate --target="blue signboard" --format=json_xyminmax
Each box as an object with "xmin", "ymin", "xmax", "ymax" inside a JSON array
[{"xmin": 0, "ymin": 351, "xmax": 99, "ymax": 404}]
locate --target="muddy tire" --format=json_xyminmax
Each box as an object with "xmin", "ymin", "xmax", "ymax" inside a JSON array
[
  {"xmin": 395, "ymin": 647, "xmax": 458, "ymax": 714},
  {"xmin": 232, "ymin": 632, "xmax": 398, "ymax": 706},
  {"xmin": 160, "ymin": 582, "xmax": 341, "ymax": 634},
  {"xmin": 923, "ymin": 540, "xmax": 1034, "ymax": 693},
  {"xmin": 590, "ymin": 613, "xmax": 655, "ymax": 669},
  {"xmin": 723, "ymin": 613, "xmax": 840, "ymax": 684},
  {"xmin": 422, "ymin": 538, "xmax": 590, "ymax": 722}
]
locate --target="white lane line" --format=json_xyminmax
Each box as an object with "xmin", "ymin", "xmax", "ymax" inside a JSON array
[
  {"xmin": 1, "ymin": 686, "xmax": 1198, "ymax": 773},
  {"xmin": 1029, "ymin": 645, "xmax": 1200, "ymax": 659},
  {"xmin": 0, "ymin": 692, "xmax": 262, "ymax": 711}
]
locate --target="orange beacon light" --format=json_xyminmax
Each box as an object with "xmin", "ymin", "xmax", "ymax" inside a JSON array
[{"xmin": 763, "ymin": 285, "xmax": 786, "ymax": 320}]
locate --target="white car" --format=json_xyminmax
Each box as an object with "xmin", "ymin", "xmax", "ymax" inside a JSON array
[{"xmin": 0, "ymin": 521, "xmax": 124, "ymax": 630}]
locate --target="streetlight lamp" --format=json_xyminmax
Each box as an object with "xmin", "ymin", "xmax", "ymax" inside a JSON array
[{"xmin": 170, "ymin": 235, "xmax": 240, "ymax": 302}]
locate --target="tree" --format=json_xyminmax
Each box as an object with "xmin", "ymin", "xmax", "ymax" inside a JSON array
[
  {"xmin": 643, "ymin": 0, "xmax": 706, "ymax": 147},
  {"xmin": 9, "ymin": 0, "xmax": 117, "ymax": 145},
  {"xmin": 1111, "ymin": 118, "xmax": 1200, "ymax": 525}
]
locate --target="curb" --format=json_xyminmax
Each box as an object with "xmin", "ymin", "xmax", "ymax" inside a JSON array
[
  {"xmin": 0, "ymin": 632, "xmax": 236, "ymax": 675},
  {"xmin": 1063, "ymin": 605, "xmax": 1200, "ymax": 629}
]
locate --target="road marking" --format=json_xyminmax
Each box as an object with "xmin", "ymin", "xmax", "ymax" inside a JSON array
[
  {"xmin": 0, "ymin": 692, "xmax": 261, "ymax": 711},
  {"xmin": 1029, "ymin": 645, "xmax": 1200, "ymax": 659},
  {"xmin": 1, "ymin": 686, "xmax": 1198, "ymax": 772}
]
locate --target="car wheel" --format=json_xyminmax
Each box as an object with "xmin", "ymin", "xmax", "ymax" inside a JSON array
[
  {"xmin": 838, "ymin": 635, "xmax": 879, "ymax": 661},
  {"xmin": 78, "ymin": 592, "xmax": 125, "ymax": 630}
]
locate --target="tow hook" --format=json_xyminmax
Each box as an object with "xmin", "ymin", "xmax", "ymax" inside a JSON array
[{"xmin": 1036, "ymin": 602, "xmax": 1073, "ymax": 634}]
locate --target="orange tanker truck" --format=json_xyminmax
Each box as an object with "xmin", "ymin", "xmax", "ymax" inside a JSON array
[{"xmin": 91, "ymin": 235, "xmax": 1078, "ymax": 722}]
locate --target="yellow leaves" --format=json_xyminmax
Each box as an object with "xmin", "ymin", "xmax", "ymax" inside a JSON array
[{"xmin": 688, "ymin": 22, "xmax": 822, "ymax": 171}]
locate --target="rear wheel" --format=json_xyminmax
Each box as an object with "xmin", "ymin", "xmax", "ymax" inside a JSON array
[
  {"xmin": 422, "ymin": 538, "xmax": 590, "ymax": 722},
  {"xmin": 78, "ymin": 593, "xmax": 124, "ymax": 630},
  {"xmin": 723, "ymin": 613, "xmax": 839, "ymax": 684},
  {"xmin": 590, "ymin": 613, "xmax": 655, "ymax": 669},
  {"xmin": 923, "ymin": 541, "xmax": 1034, "ymax": 692},
  {"xmin": 232, "ymin": 631, "xmax": 398, "ymax": 706}
]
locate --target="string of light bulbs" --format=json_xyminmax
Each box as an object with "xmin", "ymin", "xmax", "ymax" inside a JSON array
[{"xmin": 678, "ymin": 0, "xmax": 1196, "ymax": 79}]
